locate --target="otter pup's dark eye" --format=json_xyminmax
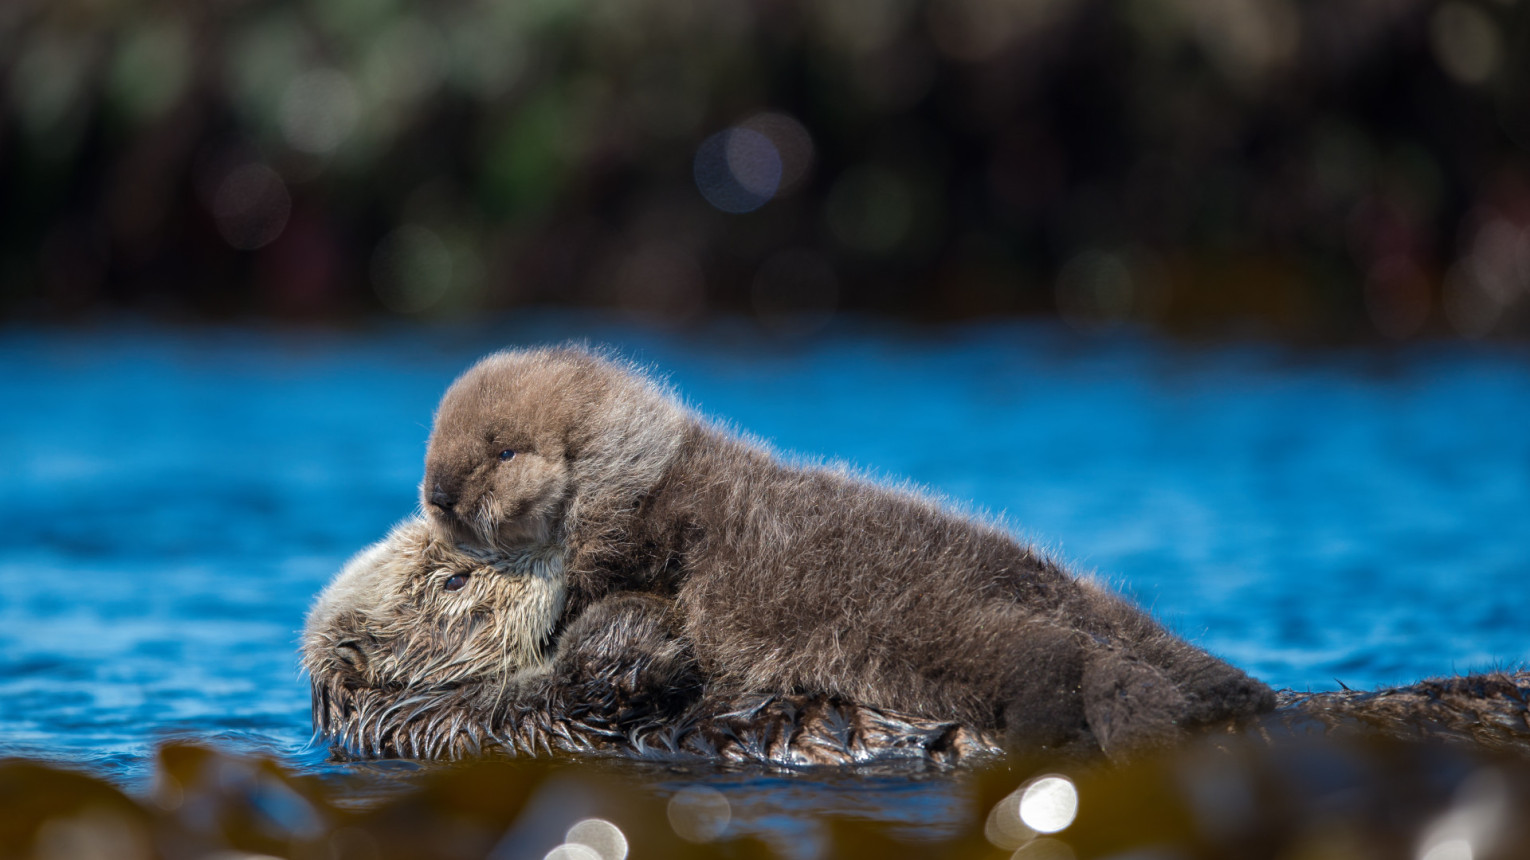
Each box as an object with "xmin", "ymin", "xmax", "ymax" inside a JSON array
[
  {"xmin": 444, "ymin": 573, "xmax": 469, "ymax": 592},
  {"xmin": 498, "ymin": 449, "xmax": 516, "ymax": 461}
]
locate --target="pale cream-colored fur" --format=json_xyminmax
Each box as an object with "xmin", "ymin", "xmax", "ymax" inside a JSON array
[{"xmin": 302, "ymin": 518, "xmax": 566, "ymax": 692}]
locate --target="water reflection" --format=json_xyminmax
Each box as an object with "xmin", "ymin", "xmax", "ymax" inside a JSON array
[{"xmin": 694, "ymin": 127, "xmax": 783, "ymax": 214}]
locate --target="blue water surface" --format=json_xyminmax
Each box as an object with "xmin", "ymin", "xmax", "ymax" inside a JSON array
[{"xmin": 1, "ymin": 315, "xmax": 1527, "ymax": 800}]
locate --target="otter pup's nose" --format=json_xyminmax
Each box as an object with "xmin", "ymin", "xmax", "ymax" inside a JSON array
[{"xmin": 429, "ymin": 486, "xmax": 455, "ymax": 510}]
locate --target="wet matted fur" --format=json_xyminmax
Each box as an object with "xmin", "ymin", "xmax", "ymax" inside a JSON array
[
  {"xmin": 1269, "ymin": 671, "xmax": 1530, "ymax": 754},
  {"xmin": 421, "ymin": 346, "xmax": 1277, "ymax": 756},
  {"xmin": 303, "ymin": 519, "xmax": 1000, "ymax": 765}
]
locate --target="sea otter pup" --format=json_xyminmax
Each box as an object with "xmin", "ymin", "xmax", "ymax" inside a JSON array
[
  {"xmin": 421, "ymin": 346, "xmax": 1276, "ymax": 756},
  {"xmin": 303, "ymin": 519, "xmax": 997, "ymax": 765}
]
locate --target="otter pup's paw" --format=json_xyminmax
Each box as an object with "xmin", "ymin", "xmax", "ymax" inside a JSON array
[
  {"xmin": 552, "ymin": 593, "xmax": 701, "ymax": 709},
  {"xmin": 1081, "ymin": 650, "xmax": 1191, "ymax": 758}
]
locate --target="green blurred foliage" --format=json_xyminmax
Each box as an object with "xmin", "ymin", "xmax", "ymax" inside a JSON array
[{"xmin": 2, "ymin": 0, "xmax": 1529, "ymax": 339}]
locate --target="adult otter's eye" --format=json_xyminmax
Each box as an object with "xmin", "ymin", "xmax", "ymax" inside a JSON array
[
  {"xmin": 498, "ymin": 449, "xmax": 516, "ymax": 462},
  {"xmin": 444, "ymin": 573, "xmax": 469, "ymax": 592}
]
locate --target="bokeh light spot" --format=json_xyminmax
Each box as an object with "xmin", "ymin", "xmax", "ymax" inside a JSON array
[
  {"xmin": 280, "ymin": 68, "xmax": 361, "ymax": 155},
  {"xmin": 667, "ymin": 786, "xmax": 730, "ymax": 843},
  {"xmin": 212, "ymin": 164, "xmax": 292, "ymax": 251},
  {"xmin": 1018, "ymin": 776, "xmax": 1078, "ymax": 834},
  {"xmin": 564, "ymin": 818, "xmax": 627, "ymax": 860},
  {"xmin": 1173, "ymin": 0, "xmax": 1301, "ymax": 86},
  {"xmin": 1431, "ymin": 3, "xmax": 1500, "ymax": 85},
  {"xmin": 444, "ymin": 15, "xmax": 529, "ymax": 99},
  {"xmin": 361, "ymin": 16, "xmax": 448, "ymax": 110},
  {"xmin": 1466, "ymin": 218, "xmax": 1530, "ymax": 304},
  {"xmin": 694, "ymin": 128, "xmax": 782, "ymax": 214},
  {"xmin": 226, "ymin": 13, "xmax": 312, "ymax": 127},
  {"xmin": 985, "ymin": 788, "xmax": 1035, "ymax": 851},
  {"xmin": 543, "ymin": 844, "xmax": 602, "ymax": 860},
  {"xmin": 1421, "ymin": 838, "xmax": 1473, "ymax": 860},
  {"xmin": 740, "ymin": 113, "xmax": 815, "ymax": 194}
]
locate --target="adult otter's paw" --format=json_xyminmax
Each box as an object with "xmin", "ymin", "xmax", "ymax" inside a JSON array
[{"xmin": 1081, "ymin": 650, "xmax": 1191, "ymax": 757}]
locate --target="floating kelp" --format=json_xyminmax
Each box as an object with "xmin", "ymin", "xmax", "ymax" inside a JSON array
[{"xmin": 8, "ymin": 727, "xmax": 1530, "ymax": 860}]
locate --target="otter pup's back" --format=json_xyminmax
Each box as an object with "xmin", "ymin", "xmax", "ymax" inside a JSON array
[{"xmin": 422, "ymin": 346, "xmax": 1276, "ymax": 756}]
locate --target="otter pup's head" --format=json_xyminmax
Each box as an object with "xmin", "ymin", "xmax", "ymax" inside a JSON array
[
  {"xmin": 422, "ymin": 345, "xmax": 689, "ymax": 551},
  {"xmin": 302, "ymin": 518, "xmax": 565, "ymax": 757}
]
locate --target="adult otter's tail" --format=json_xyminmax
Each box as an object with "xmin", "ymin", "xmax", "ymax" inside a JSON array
[{"xmin": 1268, "ymin": 670, "xmax": 1530, "ymax": 754}]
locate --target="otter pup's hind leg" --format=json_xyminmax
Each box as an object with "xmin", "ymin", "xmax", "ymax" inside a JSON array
[
  {"xmin": 1081, "ymin": 587, "xmax": 1277, "ymax": 728},
  {"xmin": 1167, "ymin": 655, "xmax": 1278, "ymax": 728},
  {"xmin": 1080, "ymin": 648, "xmax": 1191, "ymax": 757},
  {"xmin": 1108, "ymin": 630, "xmax": 1277, "ymax": 730}
]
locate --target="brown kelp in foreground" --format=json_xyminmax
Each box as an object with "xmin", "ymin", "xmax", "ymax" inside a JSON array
[{"xmin": 9, "ymin": 728, "xmax": 1530, "ymax": 860}]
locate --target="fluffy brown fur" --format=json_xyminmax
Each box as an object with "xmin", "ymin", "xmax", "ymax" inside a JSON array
[
  {"xmin": 422, "ymin": 345, "xmax": 1276, "ymax": 756},
  {"xmin": 303, "ymin": 519, "xmax": 997, "ymax": 765}
]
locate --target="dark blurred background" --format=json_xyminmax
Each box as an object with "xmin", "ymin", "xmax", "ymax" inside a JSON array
[{"xmin": 2, "ymin": 0, "xmax": 1528, "ymax": 339}]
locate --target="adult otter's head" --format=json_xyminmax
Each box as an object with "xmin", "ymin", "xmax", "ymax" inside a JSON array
[
  {"xmin": 302, "ymin": 518, "xmax": 565, "ymax": 757},
  {"xmin": 422, "ymin": 345, "xmax": 689, "ymax": 551}
]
